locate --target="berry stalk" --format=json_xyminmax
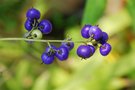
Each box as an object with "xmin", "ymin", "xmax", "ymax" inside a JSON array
[{"xmin": 0, "ymin": 38, "xmax": 91, "ymax": 43}]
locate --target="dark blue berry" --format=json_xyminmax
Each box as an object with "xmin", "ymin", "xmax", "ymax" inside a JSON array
[
  {"xmin": 81, "ymin": 24, "xmax": 92, "ymax": 38},
  {"xmin": 77, "ymin": 45, "xmax": 92, "ymax": 59},
  {"xmin": 100, "ymin": 43, "xmax": 111, "ymax": 56},
  {"xmin": 27, "ymin": 18, "xmax": 34, "ymax": 22},
  {"xmin": 61, "ymin": 41, "xmax": 74, "ymax": 51},
  {"xmin": 24, "ymin": 19, "xmax": 33, "ymax": 31},
  {"xmin": 26, "ymin": 8, "xmax": 40, "ymax": 19},
  {"xmin": 56, "ymin": 46, "xmax": 69, "ymax": 61},
  {"xmin": 89, "ymin": 26, "xmax": 102, "ymax": 40},
  {"xmin": 38, "ymin": 20, "xmax": 52, "ymax": 34},
  {"xmin": 41, "ymin": 53, "xmax": 54, "ymax": 64},
  {"xmin": 99, "ymin": 32, "xmax": 109, "ymax": 44},
  {"xmin": 45, "ymin": 45, "xmax": 57, "ymax": 55},
  {"xmin": 88, "ymin": 45, "xmax": 95, "ymax": 56}
]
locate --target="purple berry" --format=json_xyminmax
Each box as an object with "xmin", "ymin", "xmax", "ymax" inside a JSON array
[
  {"xmin": 41, "ymin": 53, "xmax": 54, "ymax": 64},
  {"xmin": 99, "ymin": 32, "xmax": 109, "ymax": 44},
  {"xmin": 38, "ymin": 20, "xmax": 52, "ymax": 34},
  {"xmin": 100, "ymin": 43, "xmax": 111, "ymax": 56},
  {"xmin": 45, "ymin": 45, "xmax": 57, "ymax": 55},
  {"xmin": 61, "ymin": 42, "xmax": 74, "ymax": 51},
  {"xmin": 81, "ymin": 25, "xmax": 92, "ymax": 38},
  {"xmin": 26, "ymin": 8, "xmax": 40, "ymax": 19},
  {"xmin": 24, "ymin": 19, "xmax": 33, "ymax": 31},
  {"xmin": 89, "ymin": 26, "xmax": 102, "ymax": 40},
  {"xmin": 88, "ymin": 45, "xmax": 95, "ymax": 55},
  {"xmin": 56, "ymin": 46, "xmax": 69, "ymax": 61},
  {"xmin": 77, "ymin": 45, "xmax": 92, "ymax": 59}
]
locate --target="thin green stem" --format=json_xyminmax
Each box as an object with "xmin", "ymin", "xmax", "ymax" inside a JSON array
[
  {"xmin": 0, "ymin": 38, "xmax": 91, "ymax": 43},
  {"xmin": 47, "ymin": 42, "xmax": 51, "ymax": 48},
  {"xmin": 25, "ymin": 20, "xmax": 38, "ymax": 38}
]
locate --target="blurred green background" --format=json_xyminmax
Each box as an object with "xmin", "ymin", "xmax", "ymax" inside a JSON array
[{"xmin": 0, "ymin": 0, "xmax": 135, "ymax": 90}]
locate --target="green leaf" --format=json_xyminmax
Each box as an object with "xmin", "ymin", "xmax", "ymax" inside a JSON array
[
  {"xmin": 32, "ymin": 72, "xmax": 49, "ymax": 90},
  {"xmin": 127, "ymin": 0, "xmax": 135, "ymax": 33},
  {"xmin": 82, "ymin": 0, "xmax": 107, "ymax": 25},
  {"xmin": 0, "ymin": 42, "xmax": 24, "ymax": 60},
  {"xmin": 6, "ymin": 79, "xmax": 22, "ymax": 90},
  {"xmin": 98, "ymin": 9, "xmax": 131, "ymax": 35},
  {"xmin": 16, "ymin": 60, "xmax": 30, "ymax": 82}
]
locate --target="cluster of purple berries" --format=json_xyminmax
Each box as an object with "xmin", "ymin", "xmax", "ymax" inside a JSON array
[
  {"xmin": 24, "ymin": 8, "xmax": 112, "ymax": 65},
  {"xmin": 41, "ymin": 39, "xmax": 74, "ymax": 64},
  {"xmin": 77, "ymin": 25, "xmax": 112, "ymax": 59},
  {"xmin": 24, "ymin": 8, "xmax": 52, "ymax": 39}
]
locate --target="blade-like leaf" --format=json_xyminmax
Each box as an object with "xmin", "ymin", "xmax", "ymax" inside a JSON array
[
  {"xmin": 82, "ymin": 0, "xmax": 107, "ymax": 25},
  {"xmin": 127, "ymin": 0, "xmax": 135, "ymax": 33}
]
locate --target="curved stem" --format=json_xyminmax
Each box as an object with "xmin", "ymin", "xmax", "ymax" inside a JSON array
[{"xmin": 0, "ymin": 38, "xmax": 91, "ymax": 43}]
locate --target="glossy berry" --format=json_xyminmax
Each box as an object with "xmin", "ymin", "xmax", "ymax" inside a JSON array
[
  {"xmin": 26, "ymin": 8, "xmax": 40, "ymax": 19},
  {"xmin": 100, "ymin": 43, "xmax": 111, "ymax": 56},
  {"xmin": 88, "ymin": 45, "xmax": 95, "ymax": 55},
  {"xmin": 77, "ymin": 45, "xmax": 92, "ymax": 59},
  {"xmin": 27, "ymin": 18, "xmax": 34, "ymax": 22},
  {"xmin": 81, "ymin": 24, "xmax": 92, "ymax": 38},
  {"xmin": 24, "ymin": 19, "xmax": 33, "ymax": 31},
  {"xmin": 61, "ymin": 42, "xmax": 74, "ymax": 51},
  {"xmin": 41, "ymin": 53, "xmax": 54, "ymax": 64},
  {"xmin": 89, "ymin": 26, "xmax": 102, "ymax": 40},
  {"xmin": 38, "ymin": 20, "xmax": 52, "ymax": 34},
  {"xmin": 31, "ymin": 30, "xmax": 43, "ymax": 39},
  {"xmin": 45, "ymin": 45, "xmax": 57, "ymax": 55},
  {"xmin": 56, "ymin": 46, "xmax": 69, "ymax": 61},
  {"xmin": 99, "ymin": 32, "xmax": 109, "ymax": 44}
]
